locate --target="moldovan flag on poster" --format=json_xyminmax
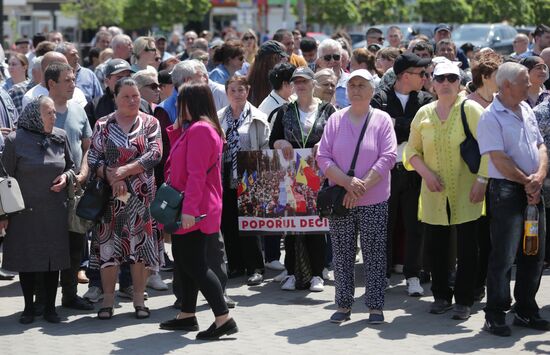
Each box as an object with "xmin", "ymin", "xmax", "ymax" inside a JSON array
[
  {"xmin": 238, "ymin": 171, "xmax": 248, "ymax": 196},
  {"xmin": 295, "ymin": 153, "xmax": 308, "ymax": 185}
]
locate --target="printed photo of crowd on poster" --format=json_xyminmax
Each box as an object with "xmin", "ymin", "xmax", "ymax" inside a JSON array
[{"xmin": 236, "ymin": 149, "xmax": 330, "ymax": 234}]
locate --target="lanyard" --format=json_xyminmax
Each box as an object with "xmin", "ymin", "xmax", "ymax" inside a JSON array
[{"xmin": 293, "ymin": 103, "xmax": 319, "ymax": 148}]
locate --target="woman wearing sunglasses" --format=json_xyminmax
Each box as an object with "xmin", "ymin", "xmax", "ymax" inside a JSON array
[
  {"xmin": 131, "ymin": 37, "xmax": 158, "ymax": 72},
  {"xmin": 317, "ymin": 39, "xmax": 349, "ymax": 108},
  {"xmin": 520, "ymin": 56, "xmax": 550, "ymax": 108},
  {"xmin": 209, "ymin": 39, "xmax": 246, "ymax": 85},
  {"xmin": 404, "ymin": 61, "xmax": 488, "ymax": 321},
  {"xmin": 133, "ymin": 68, "xmax": 161, "ymax": 108},
  {"xmin": 240, "ymin": 30, "xmax": 258, "ymax": 76}
]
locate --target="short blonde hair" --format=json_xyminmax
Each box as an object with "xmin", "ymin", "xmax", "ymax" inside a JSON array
[{"xmin": 132, "ymin": 36, "xmax": 155, "ymax": 63}]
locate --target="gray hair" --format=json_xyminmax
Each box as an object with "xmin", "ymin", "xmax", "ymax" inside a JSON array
[
  {"xmin": 31, "ymin": 56, "xmax": 43, "ymax": 70},
  {"xmin": 111, "ymin": 34, "xmax": 132, "ymax": 50},
  {"xmin": 314, "ymin": 68, "xmax": 337, "ymax": 81},
  {"xmin": 55, "ymin": 41, "xmax": 75, "ymax": 55},
  {"xmin": 495, "ymin": 62, "xmax": 527, "ymax": 89},
  {"xmin": 318, "ymin": 39, "xmax": 343, "ymax": 59},
  {"xmin": 171, "ymin": 60, "xmax": 207, "ymax": 87}
]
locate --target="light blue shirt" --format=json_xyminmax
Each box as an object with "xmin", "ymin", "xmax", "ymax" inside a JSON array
[
  {"xmin": 54, "ymin": 102, "xmax": 93, "ymax": 171},
  {"xmin": 209, "ymin": 64, "xmax": 230, "ymax": 85},
  {"xmin": 478, "ymin": 96, "xmax": 543, "ymax": 179},
  {"xmin": 76, "ymin": 65, "xmax": 103, "ymax": 102},
  {"xmin": 335, "ymin": 70, "xmax": 350, "ymax": 109}
]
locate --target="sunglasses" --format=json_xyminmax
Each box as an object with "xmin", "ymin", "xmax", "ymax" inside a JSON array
[
  {"xmin": 406, "ymin": 70, "xmax": 428, "ymax": 78},
  {"xmin": 369, "ymin": 36, "xmax": 385, "ymax": 42},
  {"xmin": 242, "ymin": 36, "xmax": 255, "ymax": 41},
  {"xmin": 146, "ymin": 83, "xmax": 160, "ymax": 90},
  {"xmin": 323, "ymin": 54, "xmax": 341, "ymax": 62},
  {"xmin": 433, "ymin": 74, "xmax": 459, "ymax": 83},
  {"xmin": 143, "ymin": 47, "xmax": 157, "ymax": 52}
]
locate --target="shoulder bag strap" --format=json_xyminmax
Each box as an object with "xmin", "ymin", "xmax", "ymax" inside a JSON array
[
  {"xmin": 347, "ymin": 110, "xmax": 373, "ymax": 176},
  {"xmin": 460, "ymin": 99, "xmax": 473, "ymax": 139}
]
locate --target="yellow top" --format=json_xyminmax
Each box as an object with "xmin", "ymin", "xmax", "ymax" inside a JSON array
[{"xmin": 404, "ymin": 96, "xmax": 489, "ymax": 226}]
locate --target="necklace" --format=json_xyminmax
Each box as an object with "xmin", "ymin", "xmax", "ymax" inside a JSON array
[{"xmin": 476, "ymin": 91, "xmax": 493, "ymax": 103}]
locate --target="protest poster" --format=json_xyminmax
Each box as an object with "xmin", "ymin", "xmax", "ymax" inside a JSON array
[{"xmin": 236, "ymin": 148, "xmax": 330, "ymax": 235}]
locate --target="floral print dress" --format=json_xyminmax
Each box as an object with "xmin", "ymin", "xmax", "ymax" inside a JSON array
[{"xmin": 88, "ymin": 112, "xmax": 163, "ymax": 270}]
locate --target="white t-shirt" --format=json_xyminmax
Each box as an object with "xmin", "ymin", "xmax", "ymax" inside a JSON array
[
  {"xmin": 395, "ymin": 91, "xmax": 409, "ymax": 111},
  {"xmin": 22, "ymin": 84, "xmax": 88, "ymax": 109},
  {"xmin": 298, "ymin": 108, "xmax": 317, "ymax": 133}
]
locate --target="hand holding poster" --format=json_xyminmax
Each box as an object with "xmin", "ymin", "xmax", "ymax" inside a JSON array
[{"xmin": 236, "ymin": 148, "xmax": 330, "ymax": 235}]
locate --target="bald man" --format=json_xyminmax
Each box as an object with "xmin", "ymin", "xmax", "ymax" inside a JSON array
[
  {"xmin": 22, "ymin": 51, "xmax": 87, "ymax": 109},
  {"xmin": 511, "ymin": 34, "xmax": 530, "ymax": 58}
]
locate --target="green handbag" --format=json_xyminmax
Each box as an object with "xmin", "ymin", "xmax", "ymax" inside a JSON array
[{"xmin": 150, "ymin": 182, "xmax": 184, "ymax": 227}]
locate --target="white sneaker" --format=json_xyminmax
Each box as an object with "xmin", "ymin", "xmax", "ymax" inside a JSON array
[
  {"xmin": 407, "ymin": 277, "xmax": 424, "ymax": 297},
  {"xmin": 83, "ymin": 286, "xmax": 103, "ymax": 303},
  {"xmin": 309, "ymin": 276, "xmax": 324, "ymax": 292},
  {"xmin": 117, "ymin": 286, "xmax": 149, "ymax": 300},
  {"xmin": 322, "ymin": 267, "xmax": 333, "ymax": 281},
  {"xmin": 273, "ymin": 269, "xmax": 288, "ymax": 282},
  {"xmin": 281, "ymin": 275, "xmax": 296, "ymax": 290},
  {"xmin": 146, "ymin": 273, "xmax": 168, "ymax": 291},
  {"xmin": 265, "ymin": 260, "xmax": 286, "ymax": 271}
]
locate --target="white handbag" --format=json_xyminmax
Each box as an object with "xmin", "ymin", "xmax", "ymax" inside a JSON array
[{"xmin": 0, "ymin": 160, "xmax": 25, "ymax": 216}]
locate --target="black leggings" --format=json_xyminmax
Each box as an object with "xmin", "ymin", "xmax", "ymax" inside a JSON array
[
  {"xmin": 172, "ymin": 230, "xmax": 228, "ymax": 317},
  {"xmin": 19, "ymin": 271, "xmax": 59, "ymax": 314}
]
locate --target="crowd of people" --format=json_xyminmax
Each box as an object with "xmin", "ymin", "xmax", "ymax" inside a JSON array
[{"xmin": 0, "ymin": 21, "xmax": 549, "ymax": 340}]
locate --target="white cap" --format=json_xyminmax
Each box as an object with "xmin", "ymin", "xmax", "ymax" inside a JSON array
[
  {"xmin": 434, "ymin": 61, "xmax": 460, "ymax": 77},
  {"xmin": 348, "ymin": 69, "xmax": 374, "ymax": 82}
]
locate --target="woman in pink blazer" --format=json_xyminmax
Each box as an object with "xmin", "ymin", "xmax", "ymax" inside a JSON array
[{"xmin": 159, "ymin": 83, "xmax": 238, "ymax": 340}]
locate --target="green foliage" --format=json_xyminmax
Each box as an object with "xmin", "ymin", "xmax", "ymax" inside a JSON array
[
  {"xmin": 530, "ymin": 0, "xmax": 550, "ymax": 25},
  {"xmin": 305, "ymin": 0, "xmax": 361, "ymax": 27},
  {"xmin": 61, "ymin": 0, "xmax": 126, "ymax": 30},
  {"xmin": 360, "ymin": 0, "xmax": 408, "ymax": 24},
  {"xmin": 121, "ymin": 0, "xmax": 211, "ymax": 30},
  {"xmin": 469, "ymin": 0, "xmax": 534, "ymax": 25},
  {"xmin": 415, "ymin": 0, "xmax": 472, "ymax": 23}
]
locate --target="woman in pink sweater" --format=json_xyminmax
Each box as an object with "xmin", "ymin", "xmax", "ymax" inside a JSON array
[{"xmin": 159, "ymin": 83, "xmax": 238, "ymax": 340}]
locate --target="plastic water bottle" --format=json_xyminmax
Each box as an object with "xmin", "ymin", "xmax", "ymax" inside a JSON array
[{"xmin": 523, "ymin": 205, "xmax": 539, "ymax": 256}]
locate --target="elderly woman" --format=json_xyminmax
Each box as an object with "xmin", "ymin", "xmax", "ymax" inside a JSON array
[
  {"xmin": 3, "ymin": 53, "xmax": 29, "ymax": 90},
  {"xmin": 313, "ymin": 68, "xmax": 337, "ymax": 105},
  {"xmin": 317, "ymin": 39, "xmax": 349, "ymax": 108},
  {"xmin": 317, "ymin": 69, "xmax": 397, "ymax": 324},
  {"xmin": 467, "ymin": 55, "xmax": 501, "ymax": 108},
  {"xmin": 219, "ymin": 75, "xmax": 270, "ymax": 285},
  {"xmin": 209, "ymin": 40, "xmax": 246, "ymax": 85},
  {"xmin": 520, "ymin": 56, "xmax": 550, "ymax": 108},
  {"xmin": 159, "ymin": 83, "xmax": 237, "ymax": 340},
  {"xmin": 1, "ymin": 96, "xmax": 74, "ymax": 324},
  {"xmin": 88, "ymin": 78, "xmax": 162, "ymax": 320},
  {"xmin": 131, "ymin": 36, "xmax": 158, "ymax": 72},
  {"xmin": 404, "ymin": 62, "xmax": 487, "ymax": 320},
  {"xmin": 270, "ymin": 67, "xmax": 336, "ymax": 292},
  {"xmin": 133, "ymin": 68, "xmax": 161, "ymax": 107}
]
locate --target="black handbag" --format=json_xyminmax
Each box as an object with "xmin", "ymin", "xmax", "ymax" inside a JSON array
[
  {"xmin": 317, "ymin": 111, "xmax": 372, "ymax": 218},
  {"xmin": 459, "ymin": 99, "xmax": 481, "ymax": 174},
  {"xmin": 75, "ymin": 177, "xmax": 111, "ymax": 222}
]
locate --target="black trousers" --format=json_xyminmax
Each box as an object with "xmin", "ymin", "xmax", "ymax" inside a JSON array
[
  {"xmin": 20, "ymin": 271, "xmax": 59, "ymax": 314},
  {"xmin": 221, "ymin": 188, "xmax": 264, "ymax": 275},
  {"xmin": 60, "ymin": 232, "xmax": 85, "ymax": 301},
  {"xmin": 387, "ymin": 166, "xmax": 423, "ymax": 279},
  {"xmin": 172, "ymin": 230, "xmax": 228, "ymax": 316},
  {"xmin": 284, "ymin": 234, "xmax": 325, "ymax": 277},
  {"xmin": 173, "ymin": 231, "xmax": 228, "ymax": 301},
  {"xmin": 425, "ymin": 219, "xmax": 479, "ymax": 307}
]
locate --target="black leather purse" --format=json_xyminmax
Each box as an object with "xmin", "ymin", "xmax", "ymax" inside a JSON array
[
  {"xmin": 317, "ymin": 111, "xmax": 372, "ymax": 218},
  {"xmin": 76, "ymin": 177, "xmax": 111, "ymax": 222},
  {"xmin": 459, "ymin": 99, "xmax": 481, "ymax": 174}
]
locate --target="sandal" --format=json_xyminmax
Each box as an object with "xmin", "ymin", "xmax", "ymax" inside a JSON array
[
  {"xmin": 135, "ymin": 306, "xmax": 150, "ymax": 319},
  {"xmin": 97, "ymin": 307, "xmax": 114, "ymax": 320}
]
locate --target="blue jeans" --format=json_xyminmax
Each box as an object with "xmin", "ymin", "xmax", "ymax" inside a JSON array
[{"xmin": 485, "ymin": 179, "xmax": 546, "ymax": 320}]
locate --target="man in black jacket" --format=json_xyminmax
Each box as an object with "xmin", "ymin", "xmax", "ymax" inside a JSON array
[
  {"xmin": 371, "ymin": 53, "xmax": 433, "ymax": 297},
  {"xmin": 85, "ymin": 59, "xmax": 151, "ymax": 128}
]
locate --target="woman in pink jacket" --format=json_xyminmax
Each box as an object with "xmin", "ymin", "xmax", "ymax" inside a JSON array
[{"xmin": 159, "ymin": 83, "xmax": 238, "ymax": 340}]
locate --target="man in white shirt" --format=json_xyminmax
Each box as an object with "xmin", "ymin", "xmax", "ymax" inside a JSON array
[{"xmin": 22, "ymin": 52, "xmax": 87, "ymax": 109}]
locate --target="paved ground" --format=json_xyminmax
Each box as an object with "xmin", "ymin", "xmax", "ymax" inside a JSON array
[{"xmin": 1, "ymin": 247, "xmax": 549, "ymax": 355}]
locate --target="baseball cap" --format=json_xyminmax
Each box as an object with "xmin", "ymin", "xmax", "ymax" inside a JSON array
[
  {"xmin": 155, "ymin": 35, "xmax": 167, "ymax": 41},
  {"xmin": 104, "ymin": 59, "xmax": 134, "ymax": 77},
  {"xmin": 434, "ymin": 24, "xmax": 452, "ymax": 35},
  {"xmin": 348, "ymin": 69, "xmax": 374, "ymax": 82},
  {"xmin": 433, "ymin": 61, "xmax": 460, "ymax": 77},
  {"xmin": 15, "ymin": 38, "xmax": 29, "ymax": 45},
  {"xmin": 393, "ymin": 53, "xmax": 431, "ymax": 76},
  {"xmin": 158, "ymin": 69, "xmax": 172, "ymax": 85},
  {"xmin": 258, "ymin": 40, "xmax": 288, "ymax": 58},
  {"xmin": 290, "ymin": 66, "xmax": 314, "ymax": 81}
]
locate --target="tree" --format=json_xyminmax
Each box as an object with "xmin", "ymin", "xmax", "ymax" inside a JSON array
[
  {"xmin": 121, "ymin": 0, "xmax": 211, "ymax": 31},
  {"xmin": 530, "ymin": 0, "xmax": 550, "ymax": 26},
  {"xmin": 415, "ymin": 0, "xmax": 472, "ymax": 24},
  {"xmin": 61, "ymin": 0, "xmax": 126, "ymax": 30},
  {"xmin": 359, "ymin": 0, "xmax": 408, "ymax": 25},
  {"xmin": 304, "ymin": 0, "xmax": 361, "ymax": 28},
  {"xmin": 468, "ymin": 0, "xmax": 534, "ymax": 25}
]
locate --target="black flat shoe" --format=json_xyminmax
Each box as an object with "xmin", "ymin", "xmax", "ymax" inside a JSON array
[
  {"xmin": 97, "ymin": 307, "xmax": 114, "ymax": 320},
  {"xmin": 19, "ymin": 311, "xmax": 34, "ymax": 324},
  {"xmin": 196, "ymin": 318, "xmax": 238, "ymax": 340},
  {"xmin": 160, "ymin": 316, "xmax": 199, "ymax": 331},
  {"xmin": 43, "ymin": 311, "xmax": 61, "ymax": 323},
  {"xmin": 62, "ymin": 296, "xmax": 94, "ymax": 311}
]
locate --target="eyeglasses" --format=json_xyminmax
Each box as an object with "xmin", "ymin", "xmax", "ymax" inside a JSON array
[
  {"xmin": 242, "ymin": 36, "xmax": 255, "ymax": 41},
  {"xmin": 323, "ymin": 54, "xmax": 341, "ymax": 62},
  {"xmin": 433, "ymin": 74, "xmax": 459, "ymax": 83},
  {"xmin": 146, "ymin": 83, "xmax": 160, "ymax": 90},
  {"xmin": 143, "ymin": 47, "xmax": 157, "ymax": 52},
  {"xmin": 406, "ymin": 70, "xmax": 428, "ymax": 78},
  {"xmin": 368, "ymin": 36, "xmax": 385, "ymax": 42}
]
